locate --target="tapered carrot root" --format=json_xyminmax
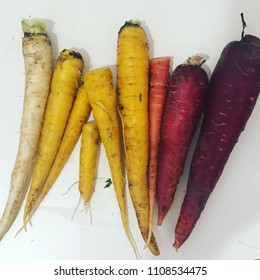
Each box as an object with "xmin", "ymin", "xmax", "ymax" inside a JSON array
[
  {"xmin": 79, "ymin": 122, "xmax": 100, "ymax": 205},
  {"xmin": 27, "ymin": 82, "xmax": 91, "ymax": 220},
  {"xmin": 117, "ymin": 21, "xmax": 160, "ymax": 255},
  {"xmin": 23, "ymin": 49, "xmax": 84, "ymax": 227},
  {"xmin": 157, "ymin": 56, "xmax": 208, "ymax": 226},
  {"xmin": 174, "ymin": 31, "xmax": 260, "ymax": 250},
  {"xmin": 0, "ymin": 19, "xmax": 52, "ymax": 241},
  {"xmin": 147, "ymin": 56, "xmax": 170, "ymax": 245},
  {"xmin": 84, "ymin": 67, "xmax": 137, "ymax": 257}
]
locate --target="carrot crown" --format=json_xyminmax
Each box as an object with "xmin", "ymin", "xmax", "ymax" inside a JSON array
[
  {"xmin": 186, "ymin": 55, "xmax": 206, "ymax": 67},
  {"xmin": 118, "ymin": 20, "xmax": 142, "ymax": 33},
  {"xmin": 22, "ymin": 19, "xmax": 47, "ymax": 36}
]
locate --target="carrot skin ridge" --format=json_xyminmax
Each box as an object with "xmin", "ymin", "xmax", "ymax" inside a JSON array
[
  {"xmin": 0, "ymin": 20, "xmax": 52, "ymax": 241},
  {"xmin": 147, "ymin": 56, "xmax": 170, "ymax": 244},
  {"xmin": 157, "ymin": 56, "xmax": 209, "ymax": 226},
  {"xmin": 174, "ymin": 35, "xmax": 260, "ymax": 249}
]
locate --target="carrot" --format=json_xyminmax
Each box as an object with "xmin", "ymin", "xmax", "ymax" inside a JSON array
[
  {"xmin": 79, "ymin": 122, "xmax": 100, "ymax": 205},
  {"xmin": 174, "ymin": 17, "xmax": 260, "ymax": 250},
  {"xmin": 23, "ymin": 49, "xmax": 84, "ymax": 227},
  {"xmin": 0, "ymin": 19, "xmax": 52, "ymax": 241},
  {"xmin": 147, "ymin": 56, "xmax": 170, "ymax": 243},
  {"xmin": 117, "ymin": 20, "xmax": 160, "ymax": 255},
  {"xmin": 84, "ymin": 67, "xmax": 137, "ymax": 256},
  {"xmin": 26, "ymin": 81, "xmax": 91, "ymax": 220},
  {"xmin": 157, "ymin": 56, "xmax": 209, "ymax": 226}
]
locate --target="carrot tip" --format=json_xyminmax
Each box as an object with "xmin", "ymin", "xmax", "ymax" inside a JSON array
[
  {"xmin": 15, "ymin": 225, "xmax": 24, "ymax": 237},
  {"xmin": 173, "ymin": 242, "xmax": 180, "ymax": 252},
  {"xmin": 157, "ymin": 216, "xmax": 163, "ymax": 226}
]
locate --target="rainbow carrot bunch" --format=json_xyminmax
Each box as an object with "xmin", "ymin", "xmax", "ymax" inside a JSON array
[{"xmin": 1, "ymin": 15, "xmax": 260, "ymax": 260}]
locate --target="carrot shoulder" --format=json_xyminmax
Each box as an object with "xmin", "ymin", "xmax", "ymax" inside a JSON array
[
  {"xmin": 117, "ymin": 21, "xmax": 160, "ymax": 255},
  {"xmin": 0, "ymin": 19, "xmax": 52, "ymax": 241},
  {"xmin": 23, "ymin": 49, "xmax": 84, "ymax": 226}
]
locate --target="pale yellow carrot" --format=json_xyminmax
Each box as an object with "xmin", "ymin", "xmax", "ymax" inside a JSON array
[{"xmin": 0, "ymin": 19, "xmax": 52, "ymax": 241}]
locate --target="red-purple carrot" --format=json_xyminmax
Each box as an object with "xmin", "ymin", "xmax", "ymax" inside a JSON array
[
  {"xmin": 174, "ymin": 18, "xmax": 260, "ymax": 250},
  {"xmin": 147, "ymin": 56, "xmax": 170, "ymax": 244},
  {"xmin": 157, "ymin": 56, "xmax": 209, "ymax": 226}
]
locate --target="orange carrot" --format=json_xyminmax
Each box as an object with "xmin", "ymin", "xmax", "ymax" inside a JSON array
[{"xmin": 147, "ymin": 57, "xmax": 170, "ymax": 244}]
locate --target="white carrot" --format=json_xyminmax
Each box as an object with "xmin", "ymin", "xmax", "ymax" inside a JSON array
[{"xmin": 0, "ymin": 19, "xmax": 52, "ymax": 241}]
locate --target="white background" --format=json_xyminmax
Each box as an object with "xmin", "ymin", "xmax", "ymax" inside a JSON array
[{"xmin": 0, "ymin": 0, "xmax": 260, "ymax": 260}]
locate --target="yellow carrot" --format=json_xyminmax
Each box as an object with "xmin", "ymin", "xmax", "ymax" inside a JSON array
[
  {"xmin": 84, "ymin": 67, "xmax": 137, "ymax": 256},
  {"xmin": 79, "ymin": 122, "xmax": 100, "ymax": 205},
  {"xmin": 117, "ymin": 21, "xmax": 160, "ymax": 255},
  {"xmin": 27, "ymin": 81, "xmax": 91, "ymax": 220},
  {"xmin": 23, "ymin": 49, "xmax": 84, "ymax": 226}
]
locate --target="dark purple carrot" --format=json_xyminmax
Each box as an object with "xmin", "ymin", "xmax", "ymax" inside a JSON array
[
  {"xmin": 157, "ymin": 56, "xmax": 209, "ymax": 226},
  {"xmin": 174, "ymin": 16, "xmax": 260, "ymax": 250}
]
